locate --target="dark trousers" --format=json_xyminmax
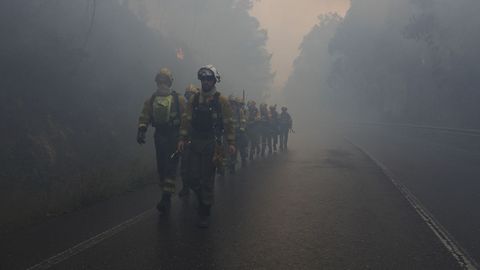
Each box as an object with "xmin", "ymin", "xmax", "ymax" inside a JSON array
[
  {"xmin": 279, "ymin": 128, "xmax": 289, "ymax": 150},
  {"xmin": 180, "ymin": 143, "xmax": 191, "ymax": 189},
  {"xmin": 247, "ymin": 125, "xmax": 260, "ymax": 158},
  {"xmin": 230, "ymin": 131, "xmax": 247, "ymax": 168},
  {"xmin": 154, "ymin": 129, "xmax": 179, "ymax": 193},
  {"xmin": 260, "ymin": 125, "xmax": 272, "ymax": 155},
  {"xmin": 185, "ymin": 140, "xmax": 216, "ymax": 206}
]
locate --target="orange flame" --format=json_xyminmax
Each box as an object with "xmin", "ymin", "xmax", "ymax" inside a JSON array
[{"xmin": 176, "ymin": 48, "xmax": 184, "ymax": 60}]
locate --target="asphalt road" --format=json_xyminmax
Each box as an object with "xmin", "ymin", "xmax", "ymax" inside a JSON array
[
  {"xmin": 1, "ymin": 130, "xmax": 463, "ymax": 269},
  {"xmin": 345, "ymin": 124, "xmax": 480, "ymax": 267}
]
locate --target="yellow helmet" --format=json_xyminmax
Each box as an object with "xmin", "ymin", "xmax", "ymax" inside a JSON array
[
  {"xmin": 155, "ymin": 68, "xmax": 174, "ymax": 86},
  {"xmin": 184, "ymin": 84, "xmax": 199, "ymax": 100},
  {"xmin": 235, "ymin": 97, "xmax": 244, "ymax": 105},
  {"xmin": 185, "ymin": 84, "xmax": 199, "ymax": 94}
]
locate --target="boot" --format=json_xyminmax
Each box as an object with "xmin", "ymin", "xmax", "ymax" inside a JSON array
[
  {"xmin": 241, "ymin": 158, "xmax": 247, "ymax": 168},
  {"xmin": 156, "ymin": 193, "xmax": 171, "ymax": 215},
  {"xmin": 229, "ymin": 164, "xmax": 236, "ymax": 175},
  {"xmin": 197, "ymin": 203, "xmax": 211, "ymax": 228},
  {"xmin": 217, "ymin": 167, "xmax": 225, "ymax": 177},
  {"xmin": 178, "ymin": 186, "xmax": 190, "ymax": 197}
]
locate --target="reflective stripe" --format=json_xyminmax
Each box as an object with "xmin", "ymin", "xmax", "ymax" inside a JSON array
[{"xmin": 163, "ymin": 179, "xmax": 176, "ymax": 193}]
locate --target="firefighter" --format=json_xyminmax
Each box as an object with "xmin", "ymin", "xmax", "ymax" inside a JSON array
[
  {"xmin": 269, "ymin": 104, "xmax": 279, "ymax": 153},
  {"xmin": 228, "ymin": 96, "xmax": 248, "ymax": 173},
  {"xmin": 137, "ymin": 68, "xmax": 185, "ymax": 214},
  {"xmin": 246, "ymin": 100, "xmax": 261, "ymax": 160},
  {"xmin": 259, "ymin": 103, "xmax": 272, "ymax": 156},
  {"xmin": 178, "ymin": 84, "xmax": 199, "ymax": 197},
  {"xmin": 279, "ymin": 106, "xmax": 293, "ymax": 151},
  {"xmin": 178, "ymin": 65, "xmax": 235, "ymax": 228}
]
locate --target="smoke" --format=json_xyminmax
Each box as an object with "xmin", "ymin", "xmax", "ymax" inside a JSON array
[
  {"xmin": 127, "ymin": 0, "xmax": 274, "ymax": 101},
  {"xmin": 0, "ymin": 0, "xmax": 275, "ymax": 231},
  {"xmin": 285, "ymin": 0, "xmax": 480, "ymax": 129}
]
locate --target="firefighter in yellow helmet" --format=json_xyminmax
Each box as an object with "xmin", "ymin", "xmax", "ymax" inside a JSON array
[
  {"xmin": 259, "ymin": 103, "xmax": 272, "ymax": 156},
  {"xmin": 177, "ymin": 65, "xmax": 235, "ymax": 228},
  {"xmin": 269, "ymin": 104, "xmax": 280, "ymax": 153},
  {"xmin": 279, "ymin": 106, "xmax": 292, "ymax": 151},
  {"xmin": 234, "ymin": 96, "xmax": 248, "ymax": 169},
  {"xmin": 178, "ymin": 84, "xmax": 200, "ymax": 197},
  {"xmin": 137, "ymin": 68, "xmax": 186, "ymax": 215},
  {"xmin": 225, "ymin": 95, "xmax": 247, "ymax": 173}
]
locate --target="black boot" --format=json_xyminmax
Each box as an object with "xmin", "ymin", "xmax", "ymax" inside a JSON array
[
  {"xmin": 217, "ymin": 167, "xmax": 225, "ymax": 177},
  {"xmin": 241, "ymin": 159, "xmax": 247, "ymax": 168},
  {"xmin": 229, "ymin": 164, "xmax": 236, "ymax": 175},
  {"xmin": 178, "ymin": 186, "xmax": 190, "ymax": 197},
  {"xmin": 156, "ymin": 193, "xmax": 171, "ymax": 215},
  {"xmin": 198, "ymin": 203, "xmax": 211, "ymax": 228}
]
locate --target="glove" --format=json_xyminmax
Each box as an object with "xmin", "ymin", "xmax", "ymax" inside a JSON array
[{"xmin": 137, "ymin": 127, "xmax": 146, "ymax": 144}]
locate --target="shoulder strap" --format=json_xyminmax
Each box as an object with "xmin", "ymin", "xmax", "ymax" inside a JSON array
[
  {"xmin": 148, "ymin": 92, "xmax": 158, "ymax": 119},
  {"xmin": 193, "ymin": 92, "xmax": 200, "ymax": 109},
  {"xmin": 212, "ymin": 92, "xmax": 223, "ymax": 130},
  {"xmin": 212, "ymin": 93, "xmax": 222, "ymax": 116}
]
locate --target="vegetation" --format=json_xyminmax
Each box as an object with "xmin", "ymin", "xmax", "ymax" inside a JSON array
[
  {"xmin": 286, "ymin": 0, "xmax": 480, "ymax": 128},
  {"xmin": 0, "ymin": 0, "xmax": 272, "ymax": 232}
]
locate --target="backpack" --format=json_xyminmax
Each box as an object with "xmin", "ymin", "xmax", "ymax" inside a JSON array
[{"xmin": 150, "ymin": 91, "xmax": 180, "ymax": 127}]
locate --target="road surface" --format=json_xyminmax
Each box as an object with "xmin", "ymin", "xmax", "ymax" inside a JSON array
[{"xmin": 0, "ymin": 130, "xmax": 463, "ymax": 269}]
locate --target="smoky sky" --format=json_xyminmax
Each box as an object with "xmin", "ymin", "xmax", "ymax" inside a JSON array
[{"xmin": 250, "ymin": 0, "xmax": 350, "ymax": 92}]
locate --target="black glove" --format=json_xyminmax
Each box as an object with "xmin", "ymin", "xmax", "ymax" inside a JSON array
[{"xmin": 137, "ymin": 127, "xmax": 146, "ymax": 144}]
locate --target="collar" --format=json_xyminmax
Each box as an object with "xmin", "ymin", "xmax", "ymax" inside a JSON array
[
  {"xmin": 201, "ymin": 86, "xmax": 217, "ymax": 98},
  {"xmin": 155, "ymin": 84, "xmax": 172, "ymax": 96}
]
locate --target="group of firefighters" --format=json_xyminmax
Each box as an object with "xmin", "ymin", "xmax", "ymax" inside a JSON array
[{"xmin": 136, "ymin": 65, "xmax": 293, "ymax": 228}]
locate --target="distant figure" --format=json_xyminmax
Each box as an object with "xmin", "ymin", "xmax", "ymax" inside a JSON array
[
  {"xmin": 279, "ymin": 106, "xmax": 292, "ymax": 151},
  {"xmin": 236, "ymin": 97, "xmax": 248, "ymax": 168},
  {"xmin": 228, "ymin": 96, "xmax": 248, "ymax": 173},
  {"xmin": 177, "ymin": 65, "xmax": 235, "ymax": 228},
  {"xmin": 178, "ymin": 84, "xmax": 199, "ymax": 198},
  {"xmin": 137, "ymin": 68, "xmax": 185, "ymax": 214},
  {"xmin": 246, "ymin": 100, "xmax": 261, "ymax": 160},
  {"xmin": 259, "ymin": 103, "xmax": 272, "ymax": 156},
  {"xmin": 269, "ymin": 104, "xmax": 279, "ymax": 153}
]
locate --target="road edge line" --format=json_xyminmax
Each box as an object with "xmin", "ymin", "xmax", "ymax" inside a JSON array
[
  {"xmin": 345, "ymin": 136, "xmax": 478, "ymax": 270},
  {"xmin": 25, "ymin": 209, "xmax": 154, "ymax": 270}
]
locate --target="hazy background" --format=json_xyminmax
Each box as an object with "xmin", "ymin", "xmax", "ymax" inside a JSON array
[
  {"xmin": 3, "ymin": 0, "xmax": 480, "ymax": 236},
  {"xmin": 250, "ymin": 0, "xmax": 350, "ymax": 96}
]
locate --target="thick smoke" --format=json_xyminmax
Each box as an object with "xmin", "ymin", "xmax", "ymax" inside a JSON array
[
  {"xmin": 286, "ymin": 0, "xmax": 480, "ymax": 128},
  {"xmin": 128, "ymin": 0, "xmax": 274, "ymax": 100},
  {"xmin": 0, "ymin": 0, "xmax": 274, "ymax": 232}
]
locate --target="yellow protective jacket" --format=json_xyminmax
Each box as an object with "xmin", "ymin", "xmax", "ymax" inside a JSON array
[{"xmin": 138, "ymin": 88, "xmax": 186, "ymax": 130}]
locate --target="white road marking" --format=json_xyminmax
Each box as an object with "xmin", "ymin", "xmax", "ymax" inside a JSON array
[
  {"xmin": 25, "ymin": 209, "xmax": 154, "ymax": 270},
  {"xmin": 345, "ymin": 137, "xmax": 479, "ymax": 270}
]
